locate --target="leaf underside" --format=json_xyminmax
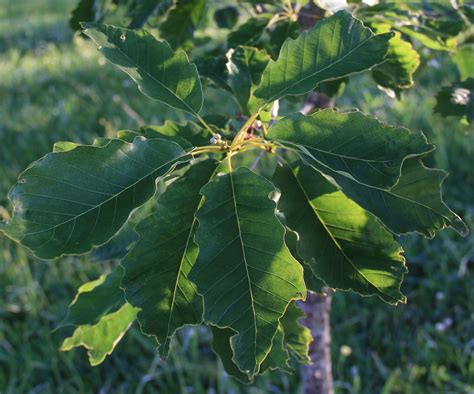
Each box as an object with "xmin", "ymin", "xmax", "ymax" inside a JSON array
[
  {"xmin": 160, "ymin": 0, "xmax": 206, "ymax": 50},
  {"xmin": 60, "ymin": 267, "xmax": 126, "ymax": 327},
  {"xmin": 268, "ymin": 109, "xmax": 433, "ymax": 189},
  {"xmin": 274, "ymin": 161, "xmax": 407, "ymax": 304},
  {"xmin": 61, "ymin": 303, "xmax": 138, "ymax": 366},
  {"xmin": 190, "ymin": 167, "xmax": 306, "ymax": 375},
  {"xmin": 4, "ymin": 137, "xmax": 189, "ymax": 259},
  {"xmin": 82, "ymin": 23, "xmax": 203, "ymax": 114},
  {"xmin": 254, "ymin": 11, "xmax": 393, "ymax": 104},
  {"xmin": 121, "ymin": 159, "xmax": 218, "ymax": 357},
  {"xmin": 333, "ymin": 158, "xmax": 469, "ymax": 238},
  {"xmin": 226, "ymin": 45, "xmax": 270, "ymax": 115},
  {"xmin": 0, "ymin": 4, "xmax": 468, "ymax": 380}
]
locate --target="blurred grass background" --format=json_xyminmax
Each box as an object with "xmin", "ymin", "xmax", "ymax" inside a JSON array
[{"xmin": 0, "ymin": 1, "xmax": 472, "ymax": 393}]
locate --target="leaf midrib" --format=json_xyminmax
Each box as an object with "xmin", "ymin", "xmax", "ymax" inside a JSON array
[
  {"xmin": 288, "ymin": 165, "xmax": 399, "ymax": 303},
  {"xmin": 260, "ymin": 26, "xmax": 382, "ymax": 102},
  {"xmin": 228, "ymin": 170, "xmax": 258, "ymax": 368}
]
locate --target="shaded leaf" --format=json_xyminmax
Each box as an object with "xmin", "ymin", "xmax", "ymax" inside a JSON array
[
  {"xmin": 274, "ymin": 161, "xmax": 407, "ymax": 304},
  {"xmin": 214, "ymin": 6, "xmax": 239, "ymax": 29},
  {"xmin": 70, "ymin": 0, "xmax": 96, "ymax": 31},
  {"xmin": 280, "ymin": 302, "xmax": 312, "ymax": 364},
  {"xmin": 60, "ymin": 268, "xmax": 125, "ymax": 327},
  {"xmin": 194, "ymin": 55, "xmax": 231, "ymax": 91},
  {"xmin": 254, "ymin": 11, "xmax": 392, "ymax": 104},
  {"xmin": 227, "ymin": 14, "xmax": 272, "ymax": 49},
  {"xmin": 435, "ymin": 78, "xmax": 474, "ymax": 122},
  {"xmin": 211, "ymin": 326, "xmax": 252, "ymax": 383},
  {"xmin": 141, "ymin": 121, "xmax": 210, "ymax": 147},
  {"xmin": 128, "ymin": 0, "xmax": 163, "ymax": 29},
  {"xmin": 453, "ymin": 45, "xmax": 474, "ymax": 80},
  {"xmin": 160, "ymin": 0, "xmax": 206, "ymax": 50},
  {"xmin": 189, "ymin": 167, "xmax": 306, "ymax": 375},
  {"xmin": 285, "ymin": 228, "xmax": 325, "ymax": 294},
  {"xmin": 121, "ymin": 159, "xmax": 218, "ymax": 357},
  {"xmin": 60, "ymin": 303, "xmax": 139, "ymax": 366},
  {"xmin": 316, "ymin": 77, "xmax": 347, "ymax": 97},
  {"xmin": 268, "ymin": 109, "xmax": 432, "ymax": 189},
  {"xmin": 322, "ymin": 158, "xmax": 469, "ymax": 238},
  {"xmin": 266, "ymin": 20, "xmax": 300, "ymax": 60},
  {"xmin": 118, "ymin": 121, "xmax": 209, "ymax": 148},
  {"xmin": 226, "ymin": 46, "xmax": 270, "ymax": 115},
  {"xmin": 82, "ymin": 23, "xmax": 203, "ymax": 115},
  {"xmin": 2, "ymin": 137, "xmax": 189, "ymax": 259},
  {"xmin": 91, "ymin": 195, "xmax": 157, "ymax": 261},
  {"xmin": 259, "ymin": 325, "xmax": 292, "ymax": 373}
]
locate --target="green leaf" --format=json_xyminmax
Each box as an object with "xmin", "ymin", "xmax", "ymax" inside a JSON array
[
  {"xmin": 211, "ymin": 326, "xmax": 252, "ymax": 383},
  {"xmin": 227, "ymin": 14, "xmax": 272, "ymax": 49},
  {"xmin": 160, "ymin": 0, "xmax": 206, "ymax": 50},
  {"xmin": 189, "ymin": 167, "xmax": 306, "ymax": 375},
  {"xmin": 70, "ymin": 0, "xmax": 95, "ymax": 32},
  {"xmin": 3, "ymin": 137, "xmax": 189, "ymax": 259},
  {"xmin": 394, "ymin": 23, "xmax": 458, "ymax": 52},
  {"xmin": 121, "ymin": 159, "xmax": 218, "ymax": 357},
  {"xmin": 82, "ymin": 23, "xmax": 203, "ymax": 115},
  {"xmin": 60, "ymin": 303, "xmax": 139, "ymax": 366},
  {"xmin": 226, "ymin": 46, "xmax": 270, "ymax": 115},
  {"xmin": 128, "ymin": 0, "xmax": 163, "ymax": 29},
  {"xmin": 254, "ymin": 11, "xmax": 393, "ymax": 104},
  {"xmin": 274, "ymin": 161, "xmax": 407, "ymax": 304},
  {"xmin": 280, "ymin": 302, "xmax": 312, "ymax": 364},
  {"xmin": 371, "ymin": 23, "xmax": 420, "ymax": 94},
  {"xmin": 118, "ymin": 121, "xmax": 209, "ymax": 148},
  {"xmin": 53, "ymin": 141, "xmax": 81, "ymax": 153},
  {"xmin": 356, "ymin": 3, "xmax": 459, "ymax": 51},
  {"xmin": 141, "ymin": 121, "xmax": 210, "ymax": 147},
  {"xmin": 259, "ymin": 325, "xmax": 292, "ymax": 373},
  {"xmin": 90, "ymin": 192, "xmax": 158, "ymax": 262},
  {"xmin": 324, "ymin": 158, "xmax": 469, "ymax": 238},
  {"xmin": 435, "ymin": 78, "xmax": 474, "ymax": 123},
  {"xmin": 266, "ymin": 20, "xmax": 300, "ymax": 60},
  {"xmin": 268, "ymin": 109, "xmax": 433, "ymax": 189},
  {"xmin": 453, "ymin": 45, "xmax": 474, "ymax": 80},
  {"xmin": 285, "ymin": 228, "xmax": 325, "ymax": 293},
  {"xmin": 194, "ymin": 54, "xmax": 231, "ymax": 91},
  {"xmin": 214, "ymin": 6, "xmax": 239, "ymax": 29},
  {"xmin": 60, "ymin": 268, "xmax": 125, "ymax": 327},
  {"xmin": 315, "ymin": 77, "xmax": 348, "ymax": 98}
]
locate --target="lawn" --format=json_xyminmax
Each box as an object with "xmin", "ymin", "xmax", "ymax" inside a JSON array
[{"xmin": 0, "ymin": 1, "xmax": 472, "ymax": 393}]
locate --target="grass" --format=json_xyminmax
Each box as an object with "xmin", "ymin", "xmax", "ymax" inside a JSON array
[{"xmin": 0, "ymin": 1, "xmax": 473, "ymax": 393}]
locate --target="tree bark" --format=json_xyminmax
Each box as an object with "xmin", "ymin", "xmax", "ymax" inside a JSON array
[
  {"xmin": 300, "ymin": 289, "xmax": 334, "ymax": 394},
  {"xmin": 296, "ymin": 6, "xmax": 335, "ymax": 392},
  {"xmin": 299, "ymin": 90, "xmax": 335, "ymax": 394}
]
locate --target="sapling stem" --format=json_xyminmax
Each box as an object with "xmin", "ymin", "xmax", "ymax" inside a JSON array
[{"xmin": 231, "ymin": 112, "xmax": 260, "ymax": 148}]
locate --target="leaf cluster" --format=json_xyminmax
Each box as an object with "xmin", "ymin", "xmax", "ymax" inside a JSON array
[{"xmin": 1, "ymin": 3, "xmax": 468, "ymax": 381}]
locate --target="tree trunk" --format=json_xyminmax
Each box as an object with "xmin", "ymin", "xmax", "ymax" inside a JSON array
[
  {"xmin": 300, "ymin": 289, "xmax": 334, "ymax": 394},
  {"xmin": 296, "ymin": 5, "xmax": 335, "ymax": 392}
]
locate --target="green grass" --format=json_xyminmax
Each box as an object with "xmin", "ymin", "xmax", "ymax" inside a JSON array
[{"xmin": 0, "ymin": 1, "xmax": 473, "ymax": 393}]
